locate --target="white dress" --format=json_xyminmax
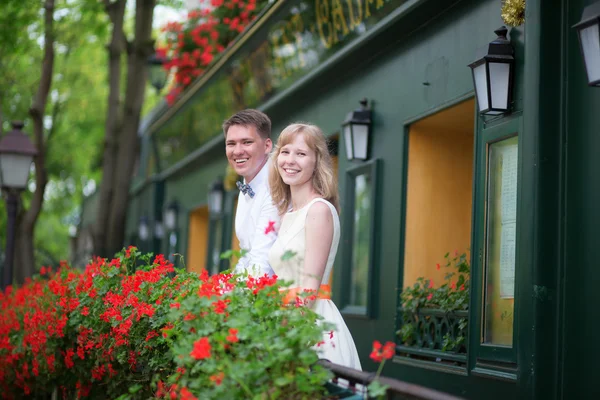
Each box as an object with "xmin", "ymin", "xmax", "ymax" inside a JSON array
[{"xmin": 268, "ymin": 198, "xmax": 362, "ymax": 370}]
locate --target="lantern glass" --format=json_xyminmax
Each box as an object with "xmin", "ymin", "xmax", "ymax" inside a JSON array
[
  {"xmin": 351, "ymin": 124, "xmax": 369, "ymax": 160},
  {"xmin": 154, "ymin": 221, "xmax": 165, "ymax": 239},
  {"xmin": 0, "ymin": 153, "xmax": 33, "ymax": 189},
  {"xmin": 164, "ymin": 208, "xmax": 176, "ymax": 231},
  {"xmin": 138, "ymin": 218, "xmax": 150, "ymax": 241},
  {"xmin": 579, "ymin": 23, "xmax": 600, "ymax": 85},
  {"xmin": 473, "ymin": 63, "xmax": 489, "ymax": 112},
  {"xmin": 149, "ymin": 64, "xmax": 168, "ymax": 93},
  {"xmin": 208, "ymin": 188, "xmax": 223, "ymax": 215},
  {"xmin": 343, "ymin": 124, "xmax": 353, "ymax": 160},
  {"xmin": 489, "ymin": 61, "xmax": 511, "ymax": 113}
]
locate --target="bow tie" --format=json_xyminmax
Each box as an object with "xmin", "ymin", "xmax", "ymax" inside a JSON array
[{"xmin": 236, "ymin": 181, "xmax": 255, "ymax": 198}]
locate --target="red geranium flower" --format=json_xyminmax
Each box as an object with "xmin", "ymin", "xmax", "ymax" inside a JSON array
[{"xmin": 190, "ymin": 337, "xmax": 211, "ymax": 360}]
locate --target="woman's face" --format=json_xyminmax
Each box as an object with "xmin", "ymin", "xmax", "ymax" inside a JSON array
[{"xmin": 277, "ymin": 133, "xmax": 317, "ymax": 189}]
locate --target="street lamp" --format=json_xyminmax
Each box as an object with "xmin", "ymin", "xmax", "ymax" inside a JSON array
[
  {"xmin": 0, "ymin": 121, "xmax": 38, "ymax": 290},
  {"xmin": 147, "ymin": 51, "xmax": 170, "ymax": 94},
  {"xmin": 573, "ymin": 1, "xmax": 600, "ymax": 86},
  {"xmin": 163, "ymin": 200, "xmax": 179, "ymax": 231},
  {"xmin": 342, "ymin": 98, "xmax": 373, "ymax": 162},
  {"xmin": 208, "ymin": 179, "xmax": 225, "ymax": 216},
  {"xmin": 468, "ymin": 26, "xmax": 515, "ymax": 115}
]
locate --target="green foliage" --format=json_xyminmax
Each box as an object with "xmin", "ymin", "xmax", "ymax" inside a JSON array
[{"xmin": 0, "ymin": 248, "xmax": 335, "ymax": 399}]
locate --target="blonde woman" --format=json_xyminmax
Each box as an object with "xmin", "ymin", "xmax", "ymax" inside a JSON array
[{"xmin": 268, "ymin": 123, "xmax": 362, "ymax": 370}]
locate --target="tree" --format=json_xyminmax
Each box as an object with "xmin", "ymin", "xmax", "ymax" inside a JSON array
[
  {"xmin": 94, "ymin": 0, "xmax": 272, "ymax": 257},
  {"xmin": 94, "ymin": 0, "xmax": 161, "ymax": 257},
  {"xmin": 0, "ymin": 0, "xmax": 109, "ymax": 282}
]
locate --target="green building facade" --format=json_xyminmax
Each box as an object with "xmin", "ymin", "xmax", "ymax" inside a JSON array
[{"xmin": 80, "ymin": 0, "xmax": 600, "ymax": 397}]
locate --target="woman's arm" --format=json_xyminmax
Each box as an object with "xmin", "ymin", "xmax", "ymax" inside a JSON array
[{"xmin": 302, "ymin": 201, "xmax": 334, "ymax": 299}]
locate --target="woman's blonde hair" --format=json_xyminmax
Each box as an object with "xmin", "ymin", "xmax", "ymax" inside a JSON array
[{"xmin": 269, "ymin": 123, "xmax": 340, "ymax": 216}]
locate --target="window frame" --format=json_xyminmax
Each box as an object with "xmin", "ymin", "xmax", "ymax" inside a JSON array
[
  {"xmin": 340, "ymin": 158, "xmax": 380, "ymax": 318},
  {"xmin": 469, "ymin": 116, "xmax": 523, "ymax": 375}
]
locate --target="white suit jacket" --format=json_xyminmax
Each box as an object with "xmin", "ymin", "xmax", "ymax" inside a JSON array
[{"xmin": 234, "ymin": 160, "xmax": 280, "ymax": 276}]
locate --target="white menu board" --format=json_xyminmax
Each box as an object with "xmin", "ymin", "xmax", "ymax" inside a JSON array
[{"xmin": 498, "ymin": 144, "xmax": 518, "ymax": 298}]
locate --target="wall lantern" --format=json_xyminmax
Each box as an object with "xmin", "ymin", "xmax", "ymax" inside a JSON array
[
  {"xmin": 573, "ymin": 1, "xmax": 600, "ymax": 86},
  {"xmin": 468, "ymin": 26, "xmax": 515, "ymax": 115},
  {"xmin": 342, "ymin": 98, "xmax": 372, "ymax": 161},
  {"xmin": 154, "ymin": 221, "xmax": 164, "ymax": 239},
  {"xmin": 208, "ymin": 179, "xmax": 225, "ymax": 216},
  {"xmin": 163, "ymin": 200, "xmax": 179, "ymax": 231},
  {"xmin": 0, "ymin": 121, "xmax": 38, "ymax": 190},
  {"xmin": 147, "ymin": 51, "xmax": 170, "ymax": 94},
  {"xmin": 138, "ymin": 215, "xmax": 150, "ymax": 242}
]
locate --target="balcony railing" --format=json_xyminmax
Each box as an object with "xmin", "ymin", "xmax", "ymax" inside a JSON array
[
  {"xmin": 318, "ymin": 359, "xmax": 465, "ymax": 400},
  {"xmin": 396, "ymin": 308, "xmax": 468, "ymax": 368}
]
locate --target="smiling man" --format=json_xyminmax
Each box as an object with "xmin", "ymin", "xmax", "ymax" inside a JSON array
[{"xmin": 223, "ymin": 109, "xmax": 280, "ymax": 276}]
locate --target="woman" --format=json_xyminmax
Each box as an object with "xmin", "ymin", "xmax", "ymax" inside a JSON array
[{"xmin": 268, "ymin": 123, "xmax": 362, "ymax": 371}]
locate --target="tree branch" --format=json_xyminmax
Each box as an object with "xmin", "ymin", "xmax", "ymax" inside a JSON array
[{"xmin": 25, "ymin": 0, "xmax": 55, "ymax": 228}]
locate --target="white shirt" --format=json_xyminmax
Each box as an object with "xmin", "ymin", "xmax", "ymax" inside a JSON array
[{"xmin": 234, "ymin": 160, "xmax": 280, "ymax": 276}]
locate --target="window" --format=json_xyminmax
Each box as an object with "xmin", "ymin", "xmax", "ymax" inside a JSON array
[
  {"xmin": 187, "ymin": 206, "xmax": 209, "ymax": 274},
  {"xmin": 471, "ymin": 116, "xmax": 521, "ymax": 373},
  {"xmin": 341, "ymin": 159, "xmax": 379, "ymax": 317},
  {"xmin": 397, "ymin": 99, "xmax": 475, "ymax": 367},
  {"xmin": 483, "ymin": 136, "xmax": 518, "ymax": 346}
]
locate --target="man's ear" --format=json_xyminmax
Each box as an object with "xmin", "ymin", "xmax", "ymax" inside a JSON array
[{"xmin": 265, "ymin": 138, "xmax": 273, "ymax": 153}]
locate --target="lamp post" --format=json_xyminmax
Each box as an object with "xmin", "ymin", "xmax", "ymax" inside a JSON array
[
  {"xmin": 342, "ymin": 98, "xmax": 373, "ymax": 162},
  {"xmin": 468, "ymin": 26, "xmax": 515, "ymax": 115},
  {"xmin": 147, "ymin": 51, "xmax": 170, "ymax": 94},
  {"xmin": 573, "ymin": 1, "xmax": 600, "ymax": 86},
  {"xmin": 0, "ymin": 121, "xmax": 38, "ymax": 290}
]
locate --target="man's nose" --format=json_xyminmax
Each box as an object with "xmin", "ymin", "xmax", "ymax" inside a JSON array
[{"xmin": 232, "ymin": 143, "xmax": 243, "ymax": 154}]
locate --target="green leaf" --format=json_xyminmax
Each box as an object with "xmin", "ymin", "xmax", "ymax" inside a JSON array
[
  {"xmin": 281, "ymin": 250, "xmax": 297, "ymax": 261},
  {"xmin": 368, "ymin": 380, "xmax": 388, "ymax": 398},
  {"xmin": 220, "ymin": 250, "xmax": 234, "ymax": 260},
  {"xmin": 274, "ymin": 375, "xmax": 293, "ymax": 386},
  {"xmin": 128, "ymin": 384, "xmax": 143, "ymax": 394}
]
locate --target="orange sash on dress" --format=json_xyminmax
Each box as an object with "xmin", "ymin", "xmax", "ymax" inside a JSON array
[{"xmin": 282, "ymin": 284, "xmax": 331, "ymax": 305}]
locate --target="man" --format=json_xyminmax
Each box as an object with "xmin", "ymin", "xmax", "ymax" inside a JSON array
[{"xmin": 223, "ymin": 109, "xmax": 280, "ymax": 276}]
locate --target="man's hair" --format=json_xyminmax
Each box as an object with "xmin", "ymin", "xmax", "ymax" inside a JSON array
[{"xmin": 222, "ymin": 109, "xmax": 271, "ymax": 140}]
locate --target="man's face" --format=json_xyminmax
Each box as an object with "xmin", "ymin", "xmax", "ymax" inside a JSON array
[{"xmin": 225, "ymin": 124, "xmax": 272, "ymax": 183}]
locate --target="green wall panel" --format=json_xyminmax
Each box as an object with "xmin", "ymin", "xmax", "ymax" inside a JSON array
[
  {"xmin": 163, "ymin": 157, "xmax": 229, "ymax": 266},
  {"xmin": 562, "ymin": 0, "xmax": 600, "ymax": 397}
]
